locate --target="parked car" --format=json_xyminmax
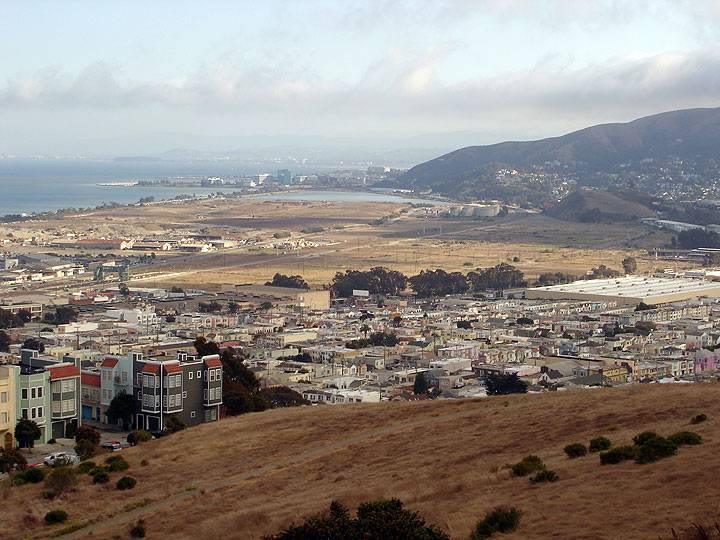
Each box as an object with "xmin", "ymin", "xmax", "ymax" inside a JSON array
[
  {"xmin": 100, "ymin": 441, "xmax": 122, "ymax": 452},
  {"xmin": 44, "ymin": 452, "xmax": 79, "ymax": 467}
]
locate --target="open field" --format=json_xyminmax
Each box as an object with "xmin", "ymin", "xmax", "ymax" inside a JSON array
[
  {"xmin": 2, "ymin": 197, "xmax": 693, "ymax": 291},
  {"xmin": 4, "ymin": 383, "xmax": 720, "ymax": 539}
]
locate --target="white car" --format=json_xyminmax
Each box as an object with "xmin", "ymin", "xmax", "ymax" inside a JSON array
[{"xmin": 43, "ymin": 451, "xmax": 79, "ymax": 467}]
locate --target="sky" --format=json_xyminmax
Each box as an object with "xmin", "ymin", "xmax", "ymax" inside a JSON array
[{"xmin": 1, "ymin": 0, "xmax": 720, "ymax": 155}]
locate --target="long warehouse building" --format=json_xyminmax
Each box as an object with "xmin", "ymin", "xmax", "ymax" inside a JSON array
[{"xmin": 525, "ymin": 276, "xmax": 720, "ymax": 306}]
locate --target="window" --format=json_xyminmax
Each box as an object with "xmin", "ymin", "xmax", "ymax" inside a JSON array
[
  {"xmin": 31, "ymin": 387, "xmax": 36, "ymax": 399},
  {"xmin": 189, "ymin": 372, "xmax": 193, "ymax": 380},
  {"xmin": 182, "ymin": 391, "xmax": 187, "ymax": 398},
  {"xmin": 37, "ymin": 406, "xmax": 43, "ymax": 418},
  {"xmin": 190, "ymin": 411, "xmax": 196, "ymax": 418},
  {"xmin": 37, "ymin": 386, "xmax": 43, "ymax": 398},
  {"xmin": 0, "ymin": 391, "xmax": 6, "ymax": 403},
  {"xmin": 121, "ymin": 371, "xmax": 128, "ymax": 382},
  {"xmin": 30, "ymin": 408, "xmax": 36, "ymax": 419},
  {"xmin": 175, "ymin": 374, "xmax": 182, "ymax": 386},
  {"xmin": 1, "ymin": 412, "xmax": 7, "ymax": 423},
  {"xmin": 52, "ymin": 401, "xmax": 61, "ymax": 414},
  {"xmin": 21, "ymin": 388, "xmax": 28, "ymax": 400},
  {"xmin": 51, "ymin": 381, "xmax": 60, "ymax": 393},
  {"xmin": 62, "ymin": 379, "xmax": 75, "ymax": 392},
  {"xmin": 196, "ymin": 370, "xmax": 201, "ymax": 379},
  {"xmin": 21, "ymin": 408, "xmax": 28, "ymax": 419},
  {"xmin": 62, "ymin": 399, "xmax": 74, "ymax": 413}
]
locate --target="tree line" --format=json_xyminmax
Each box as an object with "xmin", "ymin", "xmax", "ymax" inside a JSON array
[{"xmin": 329, "ymin": 264, "xmax": 527, "ymax": 298}]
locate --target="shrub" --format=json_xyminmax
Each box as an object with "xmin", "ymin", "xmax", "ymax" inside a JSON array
[
  {"xmin": 44, "ymin": 510, "xmax": 68, "ymax": 525},
  {"xmin": 23, "ymin": 467, "xmax": 46, "ymax": 483},
  {"xmin": 74, "ymin": 439, "xmax": 98, "ymax": 461},
  {"xmin": 668, "ymin": 431, "xmax": 703, "ymax": 446},
  {"xmin": 164, "ymin": 416, "xmax": 185, "ymax": 434},
  {"xmin": 530, "ymin": 469, "xmax": 559, "ymax": 483},
  {"xmin": 690, "ymin": 413, "xmax": 708, "ymax": 425},
  {"xmin": 105, "ymin": 455, "xmax": 129, "ymax": 472},
  {"xmin": 633, "ymin": 431, "xmax": 659, "ymax": 446},
  {"xmin": 92, "ymin": 470, "xmax": 109, "ymax": 484},
  {"xmin": 563, "ymin": 443, "xmax": 587, "ymax": 458},
  {"xmin": 64, "ymin": 423, "xmax": 77, "ymax": 439},
  {"xmin": 116, "ymin": 476, "xmax": 137, "ymax": 490},
  {"xmin": 635, "ymin": 436, "xmax": 677, "ymax": 464},
  {"xmin": 471, "ymin": 506, "xmax": 522, "ymax": 539},
  {"xmin": 45, "ymin": 466, "xmax": 78, "ymax": 496},
  {"xmin": 12, "ymin": 474, "xmax": 27, "ymax": 486},
  {"xmin": 264, "ymin": 498, "xmax": 448, "ymax": 539},
  {"xmin": 589, "ymin": 437, "xmax": 612, "ymax": 452},
  {"xmin": 130, "ymin": 519, "xmax": 147, "ymax": 538},
  {"xmin": 510, "ymin": 455, "xmax": 545, "ymax": 477},
  {"xmin": 74, "ymin": 425, "xmax": 100, "ymax": 445},
  {"xmin": 600, "ymin": 445, "xmax": 638, "ymax": 465},
  {"xmin": 127, "ymin": 430, "xmax": 153, "ymax": 446},
  {"xmin": 77, "ymin": 461, "xmax": 97, "ymax": 474}
]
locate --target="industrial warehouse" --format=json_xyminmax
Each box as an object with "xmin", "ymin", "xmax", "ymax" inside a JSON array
[{"xmin": 525, "ymin": 276, "xmax": 720, "ymax": 306}]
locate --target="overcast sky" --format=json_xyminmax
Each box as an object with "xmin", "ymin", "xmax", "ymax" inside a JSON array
[{"xmin": 1, "ymin": 0, "xmax": 719, "ymax": 155}]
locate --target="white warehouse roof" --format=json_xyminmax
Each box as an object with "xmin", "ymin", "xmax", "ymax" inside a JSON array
[{"xmin": 525, "ymin": 276, "xmax": 720, "ymax": 306}]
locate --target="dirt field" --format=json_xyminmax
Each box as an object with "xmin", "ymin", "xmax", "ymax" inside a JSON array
[
  {"xmin": 4, "ymin": 384, "xmax": 719, "ymax": 539},
  {"xmin": 2, "ymin": 197, "xmax": 693, "ymax": 291}
]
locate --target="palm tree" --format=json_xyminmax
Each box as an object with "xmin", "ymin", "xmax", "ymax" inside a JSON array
[{"xmin": 360, "ymin": 324, "xmax": 370, "ymax": 338}]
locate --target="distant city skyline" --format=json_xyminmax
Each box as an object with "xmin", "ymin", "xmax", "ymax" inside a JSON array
[{"xmin": 1, "ymin": 0, "xmax": 719, "ymax": 155}]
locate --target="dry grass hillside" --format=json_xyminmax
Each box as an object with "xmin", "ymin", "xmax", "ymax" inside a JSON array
[{"xmin": 5, "ymin": 384, "xmax": 720, "ymax": 540}]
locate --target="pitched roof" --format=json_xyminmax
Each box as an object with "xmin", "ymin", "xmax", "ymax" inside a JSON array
[
  {"xmin": 142, "ymin": 364, "xmax": 160, "ymax": 374},
  {"xmin": 101, "ymin": 357, "xmax": 119, "ymax": 368},
  {"xmin": 81, "ymin": 373, "xmax": 101, "ymax": 387},
  {"xmin": 203, "ymin": 355, "xmax": 223, "ymax": 368},
  {"xmin": 47, "ymin": 364, "xmax": 80, "ymax": 380},
  {"xmin": 163, "ymin": 363, "xmax": 182, "ymax": 374}
]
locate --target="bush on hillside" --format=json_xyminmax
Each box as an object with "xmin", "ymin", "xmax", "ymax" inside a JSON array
[
  {"xmin": 563, "ymin": 443, "xmax": 587, "ymax": 458},
  {"xmin": 44, "ymin": 466, "xmax": 78, "ymax": 496},
  {"xmin": 22, "ymin": 466, "xmax": 46, "ymax": 484},
  {"xmin": 263, "ymin": 498, "xmax": 449, "ymax": 540},
  {"xmin": 116, "ymin": 476, "xmax": 137, "ymax": 490},
  {"xmin": 510, "ymin": 455, "xmax": 545, "ymax": 477},
  {"xmin": 530, "ymin": 470, "xmax": 559, "ymax": 483},
  {"xmin": 589, "ymin": 437, "xmax": 612, "ymax": 453},
  {"xmin": 599, "ymin": 445, "xmax": 638, "ymax": 465},
  {"xmin": 130, "ymin": 519, "xmax": 147, "ymax": 538},
  {"xmin": 668, "ymin": 431, "xmax": 703, "ymax": 446},
  {"xmin": 635, "ymin": 436, "xmax": 677, "ymax": 464},
  {"xmin": 105, "ymin": 455, "xmax": 129, "ymax": 472},
  {"xmin": 633, "ymin": 431, "xmax": 659, "ymax": 446},
  {"xmin": 127, "ymin": 430, "xmax": 153, "ymax": 446},
  {"xmin": 44, "ymin": 510, "xmax": 68, "ymax": 525},
  {"xmin": 74, "ymin": 439, "xmax": 98, "ymax": 461},
  {"xmin": 471, "ymin": 506, "xmax": 522, "ymax": 539},
  {"xmin": 77, "ymin": 461, "xmax": 97, "ymax": 474},
  {"xmin": 91, "ymin": 470, "xmax": 109, "ymax": 484}
]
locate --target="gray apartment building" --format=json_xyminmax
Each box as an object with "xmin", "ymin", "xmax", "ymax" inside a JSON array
[{"xmin": 132, "ymin": 352, "xmax": 223, "ymax": 432}]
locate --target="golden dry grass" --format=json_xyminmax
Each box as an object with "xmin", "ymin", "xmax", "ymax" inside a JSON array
[{"xmin": 5, "ymin": 383, "xmax": 720, "ymax": 539}]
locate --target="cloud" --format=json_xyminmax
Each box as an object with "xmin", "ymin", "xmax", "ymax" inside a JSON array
[{"xmin": 2, "ymin": 47, "xmax": 719, "ymax": 139}]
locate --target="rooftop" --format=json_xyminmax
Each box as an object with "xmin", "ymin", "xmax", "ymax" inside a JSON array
[{"xmin": 526, "ymin": 276, "xmax": 720, "ymax": 305}]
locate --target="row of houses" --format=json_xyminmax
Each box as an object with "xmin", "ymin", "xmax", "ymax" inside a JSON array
[{"xmin": 0, "ymin": 348, "xmax": 223, "ymax": 448}]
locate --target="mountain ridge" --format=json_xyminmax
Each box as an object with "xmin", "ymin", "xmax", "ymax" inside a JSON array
[{"xmin": 398, "ymin": 107, "xmax": 720, "ymax": 202}]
